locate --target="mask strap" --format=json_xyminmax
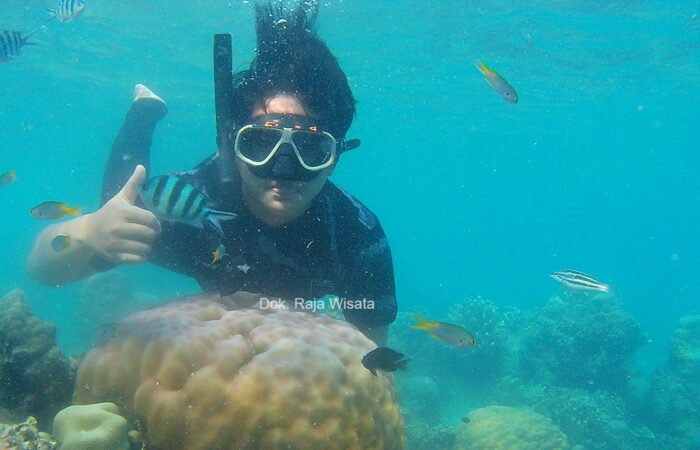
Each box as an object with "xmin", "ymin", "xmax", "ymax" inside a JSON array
[{"xmin": 339, "ymin": 138, "xmax": 361, "ymax": 154}]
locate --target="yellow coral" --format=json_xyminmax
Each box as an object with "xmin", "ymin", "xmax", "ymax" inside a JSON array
[
  {"xmin": 53, "ymin": 402, "xmax": 130, "ymax": 450},
  {"xmin": 455, "ymin": 405, "xmax": 568, "ymax": 450},
  {"xmin": 74, "ymin": 294, "xmax": 404, "ymax": 449}
]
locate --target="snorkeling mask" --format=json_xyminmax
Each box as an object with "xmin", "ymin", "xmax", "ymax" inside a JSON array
[{"xmin": 233, "ymin": 113, "xmax": 339, "ymax": 181}]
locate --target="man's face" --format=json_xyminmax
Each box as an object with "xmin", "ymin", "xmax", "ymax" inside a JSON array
[{"xmin": 236, "ymin": 94, "xmax": 334, "ymax": 226}]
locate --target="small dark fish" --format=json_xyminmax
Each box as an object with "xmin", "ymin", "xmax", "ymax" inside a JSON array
[
  {"xmin": 139, "ymin": 175, "xmax": 237, "ymax": 237},
  {"xmin": 50, "ymin": 234, "xmax": 71, "ymax": 252},
  {"xmin": 30, "ymin": 201, "xmax": 83, "ymax": 220},
  {"xmin": 461, "ymin": 416, "xmax": 470, "ymax": 424},
  {"xmin": 0, "ymin": 170, "xmax": 17, "ymax": 188},
  {"xmin": 0, "ymin": 31, "xmax": 36, "ymax": 63},
  {"xmin": 475, "ymin": 60, "xmax": 518, "ymax": 104},
  {"xmin": 362, "ymin": 346, "xmax": 410, "ymax": 376},
  {"xmin": 411, "ymin": 314, "xmax": 477, "ymax": 348},
  {"xmin": 46, "ymin": 0, "xmax": 86, "ymax": 23},
  {"xmin": 550, "ymin": 270, "xmax": 610, "ymax": 293}
]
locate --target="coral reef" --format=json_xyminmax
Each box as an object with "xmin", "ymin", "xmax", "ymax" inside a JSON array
[
  {"xmin": 648, "ymin": 315, "xmax": 700, "ymax": 448},
  {"xmin": 454, "ymin": 405, "xmax": 568, "ymax": 450},
  {"xmin": 397, "ymin": 375, "xmax": 440, "ymax": 422},
  {"xmin": 447, "ymin": 297, "xmax": 523, "ymax": 380},
  {"xmin": 74, "ymin": 294, "xmax": 405, "ymax": 450},
  {"xmin": 404, "ymin": 421, "xmax": 455, "ymax": 450},
  {"xmin": 0, "ymin": 290, "xmax": 75, "ymax": 428},
  {"xmin": 0, "ymin": 416, "xmax": 56, "ymax": 449},
  {"xmin": 53, "ymin": 402, "xmax": 131, "ymax": 450},
  {"xmin": 490, "ymin": 376, "xmax": 658, "ymax": 449},
  {"xmin": 390, "ymin": 298, "xmax": 522, "ymax": 398},
  {"xmin": 519, "ymin": 293, "xmax": 644, "ymax": 392}
]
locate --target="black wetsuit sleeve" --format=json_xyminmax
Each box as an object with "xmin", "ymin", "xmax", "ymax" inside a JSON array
[
  {"xmin": 100, "ymin": 99, "xmax": 167, "ymax": 205},
  {"xmin": 341, "ymin": 226, "xmax": 397, "ymax": 329},
  {"xmin": 147, "ymin": 222, "xmax": 210, "ymax": 278}
]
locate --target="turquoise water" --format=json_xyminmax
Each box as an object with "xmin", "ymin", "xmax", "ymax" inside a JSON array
[{"xmin": 2, "ymin": 0, "xmax": 700, "ymax": 446}]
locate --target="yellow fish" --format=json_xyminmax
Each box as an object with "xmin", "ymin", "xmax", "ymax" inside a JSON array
[
  {"xmin": 475, "ymin": 60, "xmax": 518, "ymax": 104},
  {"xmin": 0, "ymin": 169, "xmax": 16, "ymax": 188},
  {"xmin": 411, "ymin": 313, "xmax": 477, "ymax": 348},
  {"xmin": 210, "ymin": 243, "xmax": 226, "ymax": 265},
  {"xmin": 30, "ymin": 201, "xmax": 83, "ymax": 220}
]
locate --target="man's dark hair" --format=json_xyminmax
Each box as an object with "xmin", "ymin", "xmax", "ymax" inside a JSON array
[{"xmin": 230, "ymin": 1, "xmax": 356, "ymax": 139}]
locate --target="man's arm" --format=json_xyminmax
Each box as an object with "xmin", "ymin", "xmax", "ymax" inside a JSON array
[
  {"xmin": 27, "ymin": 215, "xmax": 103, "ymax": 285},
  {"xmin": 342, "ymin": 230, "xmax": 398, "ymax": 346},
  {"xmin": 28, "ymin": 87, "xmax": 167, "ymax": 286},
  {"xmin": 364, "ymin": 325, "xmax": 389, "ymax": 346},
  {"xmin": 27, "ymin": 166, "xmax": 160, "ymax": 286}
]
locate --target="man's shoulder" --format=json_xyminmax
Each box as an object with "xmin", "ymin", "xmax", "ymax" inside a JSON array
[{"xmin": 322, "ymin": 182, "xmax": 382, "ymax": 232}]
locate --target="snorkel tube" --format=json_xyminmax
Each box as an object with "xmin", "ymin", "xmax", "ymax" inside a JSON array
[{"xmin": 213, "ymin": 33, "xmax": 236, "ymax": 185}]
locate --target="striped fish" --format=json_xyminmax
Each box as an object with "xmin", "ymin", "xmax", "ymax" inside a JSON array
[
  {"xmin": 46, "ymin": 0, "xmax": 86, "ymax": 23},
  {"xmin": 550, "ymin": 270, "xmax": 610, "ymax": 293},
  {"xmin": 139, "ymin": 175, "xmax": 237, "ymax": 237},
  {"xmin": 0, "ymin": 31, "xmax": 36, "ymax": 63}
]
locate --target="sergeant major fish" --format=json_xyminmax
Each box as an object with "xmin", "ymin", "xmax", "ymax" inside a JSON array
[
  {"xmin": 411, "ymin": 314, "xmax": 477, "ymax": 348},
  {"xmin": 475, "ymin": 60, "xmax": 519, "ymax": 104},
  {"xmin": 550, "ymin": 270, "xmax": 610, "ymax": 293},
  {"xmin": 0, "ymin": 31, "xmax": 36, "ymax": 63},
  {"xmin": 139, "ymin": 175, "xmax": 237, "ymax": 238},
  {"xmin": 46, "ymin": 0, "xmax": 86, "ymax": 23}
]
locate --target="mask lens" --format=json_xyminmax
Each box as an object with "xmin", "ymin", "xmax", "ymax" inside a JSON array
[
  {"xmin": 237, "ymin": 127, "xmax": 282, "ymax": 163},
  {"xmin": 292, "ymin": 131, "xmax": 335, "ymax": 167}
]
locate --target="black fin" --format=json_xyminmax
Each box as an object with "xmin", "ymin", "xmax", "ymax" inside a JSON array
[{"xmin": 396, "ymin": 358, "xmax": 410, "ymax": 371}]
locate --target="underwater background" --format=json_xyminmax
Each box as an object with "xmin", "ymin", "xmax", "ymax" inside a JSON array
[{"xmin": 1, "ymin": 0, "xmax": 700, "ymax": 448}]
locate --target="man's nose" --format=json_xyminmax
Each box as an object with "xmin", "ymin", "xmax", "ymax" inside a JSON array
[{"xmin": 271, "ymin": 144, "xmax": 300, "ymax": 178}]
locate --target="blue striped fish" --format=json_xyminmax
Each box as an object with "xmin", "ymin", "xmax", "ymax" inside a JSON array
[
  {"xmin": 550, "ymin": 270, "xmax": 610, "ymax": 293},
  {"xmin": 139, "ymin": 175, "xmax": 237, "ymax": 237},
  {"xmin": 0, "ymin": 31, "xmax": 36, "ymax": 63},
  {"xmin": 46, "ymin": 0, "xmax": 86, "ymax": 23}
]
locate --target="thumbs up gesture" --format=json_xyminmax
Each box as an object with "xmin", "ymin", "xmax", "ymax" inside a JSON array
[{"xmin": 83, "ymin": 165, "xmax": 161, "ymax": 264}]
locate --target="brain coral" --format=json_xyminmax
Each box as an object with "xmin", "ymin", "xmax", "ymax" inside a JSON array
[
  {"xmin": 74, "ymin": 294, "xmax": 404, "ymax": 450},
  {"xmin": 455, "ymin": 406, "xmax": 568, "ymax": 450}
]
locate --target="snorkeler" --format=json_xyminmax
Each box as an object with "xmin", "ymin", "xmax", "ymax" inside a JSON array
[{"xmin": 27, "ymin": 1, "xmax": 397, "ymax": 345}]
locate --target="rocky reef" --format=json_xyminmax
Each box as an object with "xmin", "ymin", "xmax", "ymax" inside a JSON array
[{"xmin": 0, "ymin": 290, "xmax": 76, "ymax": 428}]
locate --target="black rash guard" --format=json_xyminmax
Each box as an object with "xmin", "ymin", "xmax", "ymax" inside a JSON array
[{"xmin": 100, "ymin": 100, "xmax": 397, "ymax": 330}]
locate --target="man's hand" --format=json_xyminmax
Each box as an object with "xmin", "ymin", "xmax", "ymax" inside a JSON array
[{"xmin": 83, "ymin": 165, "xmax": 161, "ymax": 264}]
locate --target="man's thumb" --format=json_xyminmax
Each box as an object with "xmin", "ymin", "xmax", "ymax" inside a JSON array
[{"xmin": 116, "ymin": 165, "xmax": 146, "ymax": 204}]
